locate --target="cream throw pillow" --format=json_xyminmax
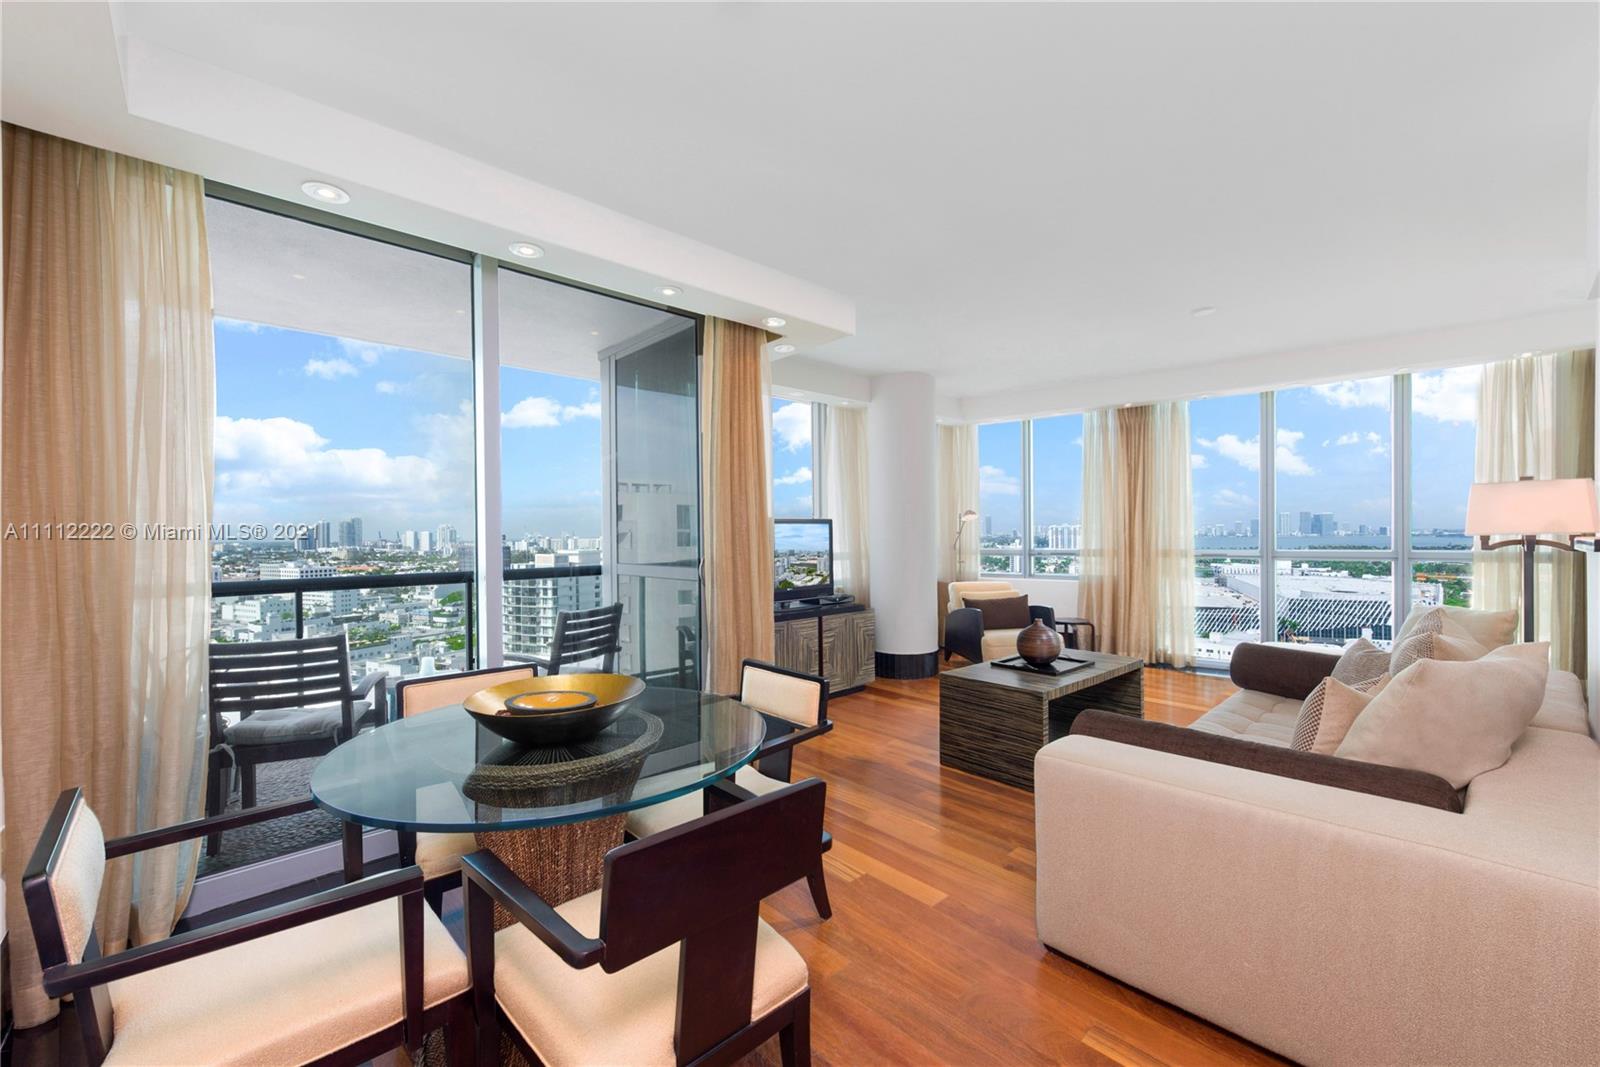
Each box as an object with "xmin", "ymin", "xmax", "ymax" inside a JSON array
[
  {"xmin": 1334, "ymin": 644, "xmax": 1549, "ymax": 788},
  {"xmin": 1331, "ymin": 638, "xmax": 1390, "ymax": 686},
  {"xmin": 1393, "ymin": 604, "xmax": 1518, "ymax": 651},
  {"xmin": 1292, "ymin": 673, "xmax": 1390, "ymax": 755},
  {"xmin": 1388, "ymin": 608, "xmax": 1489, "ymax": 675}
]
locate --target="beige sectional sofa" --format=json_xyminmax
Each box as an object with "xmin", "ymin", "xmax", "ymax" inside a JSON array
[{"xmin": 1034, "ymin": 644, "xmax": 1600, "ymax": 1067}]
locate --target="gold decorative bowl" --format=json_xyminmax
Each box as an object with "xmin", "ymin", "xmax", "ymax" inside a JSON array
[{"xmin": 463, "ymin": 673, "xmax": 646, "ymax": 746}]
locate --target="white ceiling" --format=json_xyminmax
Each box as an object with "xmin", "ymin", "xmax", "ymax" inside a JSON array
[{"xmin": 5, "ymin": 2, "xmax": 1597, "ymax": 410}]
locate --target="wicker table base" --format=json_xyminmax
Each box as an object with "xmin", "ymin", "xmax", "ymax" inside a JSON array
[{"xmin": 475, "ymin": 814, "xmax": 628, "ymax": 929}]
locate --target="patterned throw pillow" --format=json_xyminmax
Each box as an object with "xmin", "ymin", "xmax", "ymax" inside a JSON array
[
  {"xmin": 1389, "ymin": 609, "xmax": 1489, "ymax": 676},
  {"xmin": 1331, "ymin": 638, "xmax": 1390, "ymax": 686},
  {"xmin": 1292, "ymin": 673, "xmax": 1390, "ymax": 754}
]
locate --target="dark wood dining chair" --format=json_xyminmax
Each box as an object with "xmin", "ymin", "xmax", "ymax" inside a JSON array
[
  {"xmin": 462, "ymin": 778, "xmax": 825, "ymax": 1067},
  {"xmin": 23, "ymin": 788, "xmax": 472, "ymax": 1066},
  {"xmin": 512, "ymin": 602, "xmax": 623, "ymax": 675},
  {"xmin": 625, "ymin": 659, "xmax": 835, "ymax": 918},
  {"xmin": 393, "ymin": 663, "xmax": 537, "ymax": 911},
  {"xmin": 205, "ymin": 633, "xmax": 388, "ymax": 855}
]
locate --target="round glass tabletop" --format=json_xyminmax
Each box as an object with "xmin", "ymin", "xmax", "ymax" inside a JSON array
[{"xmin": 310, "ymin": 687, "xmax": 767, "ymax": 832}]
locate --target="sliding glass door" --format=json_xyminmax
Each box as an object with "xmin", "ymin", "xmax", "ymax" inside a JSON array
[{"xmin": 605, "ymin": 319, "xmax": 703, "ymax": 688}]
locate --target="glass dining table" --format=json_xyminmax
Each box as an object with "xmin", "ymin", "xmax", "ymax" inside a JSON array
[{"xmin": 310, "ymin": 686, "xmax": 767, "ymax": 914}]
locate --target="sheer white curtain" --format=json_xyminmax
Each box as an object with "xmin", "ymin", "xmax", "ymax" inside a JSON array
[
  {"xmin": 1080, "ymin": 402, "xmax": 1195, "ymax": 667},
  {"xmin": 937, "ymin": 424, "xmax": 979, "ymax": 582},
  {"xmin": 1473, "ymin": 349, "xmax": 1594, "ymax": 673},
  {"xmin": 818, "ymin": 403, "xmax": 872, "ymax": 605},
  {"xmin": 2, "ymin": 124, "xmax": 214, "ymax": 1025}
]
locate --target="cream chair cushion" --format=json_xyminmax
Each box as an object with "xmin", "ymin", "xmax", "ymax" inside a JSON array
[
  {"xmin": 416, "ymin": 832, "xmax": 478, "ymax": 880},
  {"xmin": 947, "ymin": 580, "xmax": 1017, "ymax": 613},
  {"xmin": 625, "ymin": 766, "xmax": 787, "ymax": 840},
  {"xmin": 399, "ymin": 666, "xmax": 536, "ymax": 717},
  {"xmin": 1188, "ymin": 689, "xmax": 1302, "ymax": 748},
  {"xmin": 979, "ymin": 628, "xmax": 1024, "ymax": 662},
  {"xmin": 494, "ymin": 886, "xmax": 808, "ymax": 1067},
  {"xmin": 52, "ymin": 802, "xmax": 106, "ymax": 965},
  {"xmin": 1394, "ymin": 604, "xmax": 1519, "ymax": 652},
  {"xmin": 104, "ymin": 899, "xmax": 467, "ymax": 1066},
  {"xmin": 741, "ymin": 665, "xmax": 822, "ymax": 727}
]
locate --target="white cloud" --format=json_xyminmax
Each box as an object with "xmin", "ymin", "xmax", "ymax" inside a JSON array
[
  {"xmin": 304, "ymin": 358, "xmax": 358, "ymax": 380},
  {"xmin": 214, "ymin": 415, "xmax": 439, "ymax": 495},
  {"xmin": 1213, "ymin": 487, "xmax": 1254, "ymax": 508},
  {"xmin": 503, "ymin": 396, "xmax": 602, "ymax": 428},
  {"xmin": 980, "ymin": 464, "xmax": 1021, "ymax": 496},
  {"xmin": 772, "ymin": 402, "xmax": 812, "ymax": 453},
  {"xmin": 1190, "ymin": 453, "xmax": 1208, "ymax": 470},
  {"xmin": 1412, "ymin": 366, "xmax": 1481, "ymax": 424},
  {"xmin": 215, "ymin": 317, "xmax": 263, "ymax": 333},
  {"xmin": 336, "ymin": 337, "xmax": 400, "ymax": 366},
  {"xmin": 1328, "ymin": 430, "xmax": 1382, "ymax": 447},
  {"xmin": 1312, "ymin": 378, "xmax": 1390, "ymax": 410},
  {"xmin": 1197, "ymin": 428, "xmax": 1314, "ymax": 476},
  {"xmin": 375, "ymin": 380, "xmax": 405, "ymax": 395},
  {"xmin": 774, "ymin": 466, "xmax": 812, "ymax": 486}
]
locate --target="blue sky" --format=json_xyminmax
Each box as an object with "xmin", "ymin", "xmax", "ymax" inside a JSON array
[
  {"xmin": 771, "ymin": 398, "xmax": 813, "ymax": 518},
  {"xmin": 214, "ymin": 318, "xmax": 603, "ymax": 539},
  {"xmin": 977, "ymin": 368, "xmax": 1481, "ymax": 541}
]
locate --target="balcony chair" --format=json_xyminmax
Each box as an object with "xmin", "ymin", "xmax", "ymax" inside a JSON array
[
  {"xmin": 943, "ymin": 580, "xmax": 1058, "ymax": 663},
  {"xmin": 623, "ymin": 660, "xmax": 835, "ymax": 919},
  {"xmin": 205, "ymin": 633, "xmax": 388, "ymax": 856},
  {"xmin": 507, "ymin": 602, "xmax": 623, "ymax": 675},
  {"xmin": 394, "ymin": 663, "xmax": 538, "ymax": 911},
  {"xmin": 24, "ymin": 788, "xmax": 471, "ymax": 1066},
  {"xmin": 462, "ymin": 778, "xmax": 824, "ymax": 1067}
]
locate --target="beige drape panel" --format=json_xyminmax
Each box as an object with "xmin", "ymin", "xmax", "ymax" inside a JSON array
[
  {"xmin": 700, "ymin": 319, "xmax": 775, "ymax": 694},
  {"xmin": 818, "ymin": 403, "xmax": 872, "ymax": 605},
  {"xmin": 1473, "ymin": 349, "xmax": 1594, "ymax": 674},
  {"xmin": 937, "ymin": 423, "xmax": 980, "ymax": 583},
  {"xmin": 1080, "ymin": 402, "xmax": 1196, "ymax": 667},
  {"xmin": 2, "ymin": 124, "xmax": 214, "ymax": 1026}
]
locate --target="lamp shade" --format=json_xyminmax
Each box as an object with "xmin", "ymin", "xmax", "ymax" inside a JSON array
[{"xmin": 1465, "ymin": 478, "xmax": 1599, "ymax": 536}]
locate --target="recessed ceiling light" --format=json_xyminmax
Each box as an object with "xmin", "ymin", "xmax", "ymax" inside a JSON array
[
  {"xmin": 655, "ymin": 285, "xmax": 682, "ymax": 298},
  {"xmin": 454, "ymin": 309, "xmax": 466, "ymax": 315},
  {"xmin": 590, "ymin": 330, "xmax": 600, "ymax": 336},
  {"xmin": 508, "ymin": 242, "xmax": 544, "ymax": 259},
  {"xmin": 762, "ymin": 316, "xmax": 787, "ymax": 329},
  {"xmin": 301, "ymin": 181, "xmax": 349, "ymax": 205},
  {"xmin": 1190, "ymin": 306, "xmax": 1217, "ymax": 317},
  {"xmin": 290, "ymin": 272, "xmax": 307, "ymax": 281},
  {"xmin": 772, "ymin": 343, "xmax": 797, "ymax": 355}
]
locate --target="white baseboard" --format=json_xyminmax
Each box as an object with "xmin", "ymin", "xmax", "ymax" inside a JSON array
[{"xmin": 186, "ymin": 829, "xmax": 398, "ymax": 917}]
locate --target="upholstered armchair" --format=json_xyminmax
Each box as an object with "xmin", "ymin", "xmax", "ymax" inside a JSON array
[
  {"xmin": 24, "ymin": 789, "xmax": 471, "ymax": 1066},
  {"xmin": 624, "ymin": 660, "xmax": 835, "ymax": 919},
  {"xmin": 944, "ymin": 580, "xmax": 1057, "ymax": 663}
]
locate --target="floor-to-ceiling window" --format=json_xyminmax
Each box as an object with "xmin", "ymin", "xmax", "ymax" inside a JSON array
[
  {"xmin": 978, "ymin": 420, "xmax": 1025, "ymax": 574},
  {"xmin": 497, "ymin": 268, "xmax": 673, "ymax": 663},
  {"xmin": 1274, "ymin": 377, "xmax": 1395, "ymax": 647},
  {"xmin": 205, "ymin": 192, "xmax": 475, "ymax": 871},
  {"xmin": 1030, "ymin": 414, "xmax": 1083, "ymax": 576},
  {"xmin": 771, "ymin": 397, "xmax": 816, "ymax": 518},
  {"xmin": 1190, "ymin": 394, "xmax": 1263, "ymax": 664},
  {"xmin": 1409, "ymin": 364, "xmax": 1482, "ymax": 611},
  {"xmin": 972, "ymin": 362, "xmax": 1494, "ymax": 670}
]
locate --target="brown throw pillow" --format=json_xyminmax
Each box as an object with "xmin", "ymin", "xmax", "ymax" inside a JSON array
[
  {"xmin": 972, "ymin": 594, "xmax": 1031, "ymax": 630},
  {"xmin": 1331, "ymin": 638, "xmax": 1389, "ymax": 686},
  {"xmin": 1292, "ymin": 673, "xmax": 1390, "ymax": 754}
]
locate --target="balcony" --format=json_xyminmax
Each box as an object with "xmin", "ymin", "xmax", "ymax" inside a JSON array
[{"xmin": 203, "ymin": 562, "xmax": 602, "ymax": 875}]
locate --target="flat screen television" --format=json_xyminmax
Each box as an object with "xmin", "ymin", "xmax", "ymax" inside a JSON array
[{"xmin": 774, "ymin": 518, "xmax": 834, "ymax": 603}]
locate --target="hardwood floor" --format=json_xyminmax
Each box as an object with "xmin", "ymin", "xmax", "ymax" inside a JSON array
[{"xmin": 748, "ymin": 665, "xmax": 1286, "ymax": 1067}]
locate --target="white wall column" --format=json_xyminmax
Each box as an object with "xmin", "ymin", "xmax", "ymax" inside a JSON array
[{"xmin": 867, "ymin": 372, "xmax": 940, "ymax": 677}]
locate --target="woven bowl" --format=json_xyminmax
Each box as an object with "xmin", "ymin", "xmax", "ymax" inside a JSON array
[{"xmin": 463, "ymin": 673, "xmax": 646, "ymax": 746}]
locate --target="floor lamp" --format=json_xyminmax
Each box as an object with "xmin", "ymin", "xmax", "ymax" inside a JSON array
[
  {"xmin": 1465, "ymin": 476, "xmax": 1598, "ymax": 643},
  {"xmin": 953, "ymin": 508, "xmax": 977, "ymax": 578}
]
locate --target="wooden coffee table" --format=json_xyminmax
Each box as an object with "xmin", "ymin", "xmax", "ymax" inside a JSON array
[{"xmin": 938, "ymin": 650, "xmax": 1144, "ymax": 790}]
